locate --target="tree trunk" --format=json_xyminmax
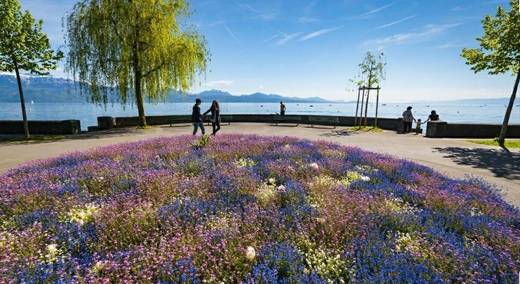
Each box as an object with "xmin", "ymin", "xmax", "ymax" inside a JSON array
[
  {"xmin": 498, "ymin": 71, "xmax": 520, "ymax": 147},
  {"xmin": 359, "ymin": 88, "xmax": 365, "ymax": 127},
  {"xmin": 354, "ymin": 89, "xmax": 361, "ymax": 125},
  {"xmin": 132, "ymin": 44, "xmax": 147, "ymax": 127},
  {"xmin": 375, "ymin": 88, "xmax": 380, "ymax": 128},
  {"xmin": 14, "ymin": 64, "xmax": 30, "ymax": 139},
  {"xmin": 364, "ymin": 89, "xmax": 370, "ymax": 127}
]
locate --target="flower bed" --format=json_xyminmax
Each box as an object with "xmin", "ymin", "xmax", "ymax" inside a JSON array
[{"xmin": 0, "ymin": 134, "xmax": 519, "ymax": 282}]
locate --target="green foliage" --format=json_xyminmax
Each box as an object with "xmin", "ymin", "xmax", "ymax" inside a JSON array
[
  {"xmin": 66, "ymin": 0, "xmax": 208, "ymax": 114},
  {"xmin": 192, "ymin": 134, "xmax": 210, "ymax": 149},
  {"xmin": 461, "ymin": 0, "xmax": 519, "ymax": 75},
  {"xmin": 0, "ymin": 0, "xmax": 63, "ymax": 74},
  {"xmin": 354, "ymin": 51, "xmax": 386, "ymax": 88},
  {"xmin": 468, "ymin": 139, "xmax": 520, "ymax": 149}
]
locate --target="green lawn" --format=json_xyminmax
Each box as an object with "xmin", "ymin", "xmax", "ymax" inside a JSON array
[
  {"xmin": 468, "ymin": 139, "xmax": 520, "ymax": 149},
  {"xmin": 347, "ymin": 126, "xmax": 384, "ymax": 133}
]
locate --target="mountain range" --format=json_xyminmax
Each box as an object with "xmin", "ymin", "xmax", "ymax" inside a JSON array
[{"xmin": 0, "ymin": 75, "xmax": 331, "ymax": 103}]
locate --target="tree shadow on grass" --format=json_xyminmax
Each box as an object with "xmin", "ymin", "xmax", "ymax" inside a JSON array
[{"xmin": 435, "ymin": 147, "xmax": 520, "ymax": 180}]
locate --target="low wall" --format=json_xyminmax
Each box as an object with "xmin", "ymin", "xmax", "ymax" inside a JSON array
[
  {"xmin": 426, "ymin": 121, "xmax": 520, "ymax": 138},
  {"xmin": 0, "ymin": 120, "xmax": 81, "ymax": 135},
  {"xmin": 98, "ymin": 114, "xmax": 402, "ymax": 131}
]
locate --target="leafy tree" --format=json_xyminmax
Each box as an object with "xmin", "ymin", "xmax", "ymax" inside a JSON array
[
  {"xmin": 66, "ymin": 0, "xmax": 208, "ymax": 127},
  {"xmin": 0, "ymin": 0, "xmax": 63, "ymax": 138},
  {"xmin": 356, "ymin": 51, "xmax": 386, "ymax": 126},
  {"xmin": 359, "ymin": 51, "xmax": 386, "ymax": 89},
  {"xmin": 462, "ymin": 0, "xmax": 519, "ymax": 147}
]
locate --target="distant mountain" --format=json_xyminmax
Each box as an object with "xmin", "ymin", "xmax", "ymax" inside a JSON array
[{"xmin": 0, "ymin": 75, "xmax": 333, "ymax": 103}]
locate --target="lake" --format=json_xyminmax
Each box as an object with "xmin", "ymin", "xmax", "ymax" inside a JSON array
[{"xmin": 1, "ymin": 101, "xmax": 519, "ymax": 130}]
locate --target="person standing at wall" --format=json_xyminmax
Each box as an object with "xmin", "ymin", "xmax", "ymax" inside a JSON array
[
  {"xmin": 402, "ymin": 106, "xmax": 416, "ymax": 133},
  {"xmin": 280, "ymin": 102, "xmax": 286, "ymax": 116}
]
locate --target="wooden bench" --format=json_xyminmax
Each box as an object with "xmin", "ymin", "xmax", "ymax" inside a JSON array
[
  {"xmin": 274, "ymin": 115, "xmax": 301, "ymax": 126},
  {"xmin": 308, "ymin": 116, "xmax": 340, "ymax": 129}
]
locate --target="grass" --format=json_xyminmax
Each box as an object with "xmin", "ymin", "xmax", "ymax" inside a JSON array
[
  {"xmin": 347, "ymin": 126, "xmax": 384, "ymax": 133},
  {"xmin": 468, "ymin": 139, "xmax": 520, "ymax": 149}
]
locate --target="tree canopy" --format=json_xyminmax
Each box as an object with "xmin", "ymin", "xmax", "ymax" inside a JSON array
[
  {"xmin": 358, "ymin": 51, "xmax": 386, "ymax": 88},
  {"xmin": 461, "ymin": 0, "xmax": 519, "ymax": 75},
  {"xmin": 0, "ymin": 0, "xmax": 63, "ymax": 138},
  {"xmin": 461, "ymin": 0, "xmax": 519, "ymax": 147},
  {"xmin": 0, "ymin": 0, "xmax": 62, "ymax": 75},
  {"xmin": 66, "ymin": 0, "xmax": 208, "ymax": 126}
]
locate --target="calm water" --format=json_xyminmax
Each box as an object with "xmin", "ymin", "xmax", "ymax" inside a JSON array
[{"xmin": 1, "ymin": 102, "xmax": 519, "ymax": 130}]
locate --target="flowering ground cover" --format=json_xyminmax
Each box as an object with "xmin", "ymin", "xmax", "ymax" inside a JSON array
[{"xmin": 1, "ymin": 134, "xmax": 519, "ymax": 283}]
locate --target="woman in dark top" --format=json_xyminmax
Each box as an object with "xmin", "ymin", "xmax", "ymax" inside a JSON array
[
  {"xmin": 204, "ymin": 100, "xmax": 221, "ymax": 135},
  {"xmin": 426, "ymin": 110, "xmax": 440, "ymax": 122}
]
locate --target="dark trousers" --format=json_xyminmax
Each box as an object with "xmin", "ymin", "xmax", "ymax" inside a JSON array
[
  {"xmin": 193, "ymin": 122, "xmax": 205, "ymax": 135},
  {"xmin": 403, "ymin": 121, "xmax": 413, "ymax": 133},
  {"xmin": 212, "ymin": 121, "xmax": 221, "ymax": 135},
  {"xmin": 280, "ymin": 111, "xmax": 285, "ymax": 116}
]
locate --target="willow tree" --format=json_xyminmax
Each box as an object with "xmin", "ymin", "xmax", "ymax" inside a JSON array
[
  {"xmin": 0, "ymin": 0, "xmax": 63, "ymax": 138},
  {"xmin": 462, "ymin": 0, "xmax": 519, "ymax": 147},
  {"xmin": 66, "ymin": 0, "xmax": 208, "ymax": 127}
]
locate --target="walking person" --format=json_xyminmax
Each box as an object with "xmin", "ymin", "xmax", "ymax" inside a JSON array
[
  {"xmin": 192, "ymin": 98, "xmax": 205, "ymax": 135},
  {"xmin": 402, "ymin": 106, "xmax": 416, "ymax": 133},
  {"xmin": 280, "ymin": 101, "xmax": 286, "ymax": 116},
  {"xmin": 204, "ymin": 100, "xmax": 221, "ymax": 135}
]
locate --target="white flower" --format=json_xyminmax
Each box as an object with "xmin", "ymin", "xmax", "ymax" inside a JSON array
[
  {"xmin": 316, "ymin": 217, "xmax": 326, "ymax": 224},
  {"xmin": 47, "ymin": 244, "xmax": 58, "ymax": 254},
  {"xmin": 246, "ymin": 246, "xmax": 256, "ymax": 261},
  {"xmin": 92, "ymin": 261, "xmax": 105, "ymax": 273},
  {"xmin": 45, "ymin": 244, "xmax": 60, "ymax": 263},
  {"xmin": 309, "ymin": 163, "xmax": 319, "ymax": 170},
  {"xmin": 360, "ymin": 175, "xmax": 371, "ymax": 182},
  {"xmin": 277, "ymin": 185, "xmax": 286, "ymax": 191},
  {"xmin": 268, "ymin": 178, "xmax": 276, "ymax": 185}
]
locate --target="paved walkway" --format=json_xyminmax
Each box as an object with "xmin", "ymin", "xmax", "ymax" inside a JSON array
[{"xmin": 1, "ymin": 123, "xmax": 519, "ymax": 207}]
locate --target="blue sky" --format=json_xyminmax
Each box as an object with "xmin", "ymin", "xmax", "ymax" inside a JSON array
[{"xmin": 19, "ymin": 0, "xmax": 515, "ymax": 102}]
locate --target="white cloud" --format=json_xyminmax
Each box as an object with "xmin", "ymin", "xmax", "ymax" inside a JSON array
[
  {"xmin": 361, "ymin": 2, "xmax": 395, "ymax": 16},
  {"xmin": 276, "ymin": 32, "xmax": 302, "ymax": 45},
  {"xmin": 206, "ymin": 80, "xmax": 234, "ymax": 87},
  {"xmin": 300, "ymin": 26, "xmax": 343, "ymax": 41},
  {"xmin": 376, "ymin": 15, "xmax": 416, "ymax": 29},
  {"xmin": 436, "ymin": 42, "xmax": 464, "ymax": 49},
  {"xmin": 224, "ymin": 26, "xmax": 241, "ymax": 44},
  {"xmin": 364, "ymin": 23, "xmax": 461, "ymax": 47}
]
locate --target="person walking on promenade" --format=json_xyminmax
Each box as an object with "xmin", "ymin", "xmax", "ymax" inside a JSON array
[
  {"xmin": 402, "ymin": 106, "xmax": 416, "ymax": 133},
  {"xmin": 192, "ymin": 98, "xmax": 205, "ymax": 135},
  {"xmin": 426, "ymin": 110, "xmax": 440, "ymax": 122},
  {"xmin": 280, "ymin": 101, "xmax": 286, "ymax": 116},
  {"xmin": 204, "ymin": 100, "xmax": 221, "ymax": 135}
]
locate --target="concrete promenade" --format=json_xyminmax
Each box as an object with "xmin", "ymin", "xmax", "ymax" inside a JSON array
[{"xmin": 1, "ymin": 123, "xmax": 518, "ymax": 207}]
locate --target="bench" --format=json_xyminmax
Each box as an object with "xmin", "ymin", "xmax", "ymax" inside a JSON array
[
  {"xmin": 308, "ymin": 116, "xmax": 340, "ymax": 129},
  {"xmin": 274, "ymin": 115, "xmax": 301, "ymax": 126}
]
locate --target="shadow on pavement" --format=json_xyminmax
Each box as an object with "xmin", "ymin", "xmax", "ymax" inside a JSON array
[
  {"xmin": 0, "ymin": 127, "xmax": 158, "ymax": 146},
  {"xmin": 435, "ymin": 147, "xmax": 520, "ymax": 180},
  {"xmin": 319, "ymin": 130, "xmax": 360, "ymax": 137}
]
